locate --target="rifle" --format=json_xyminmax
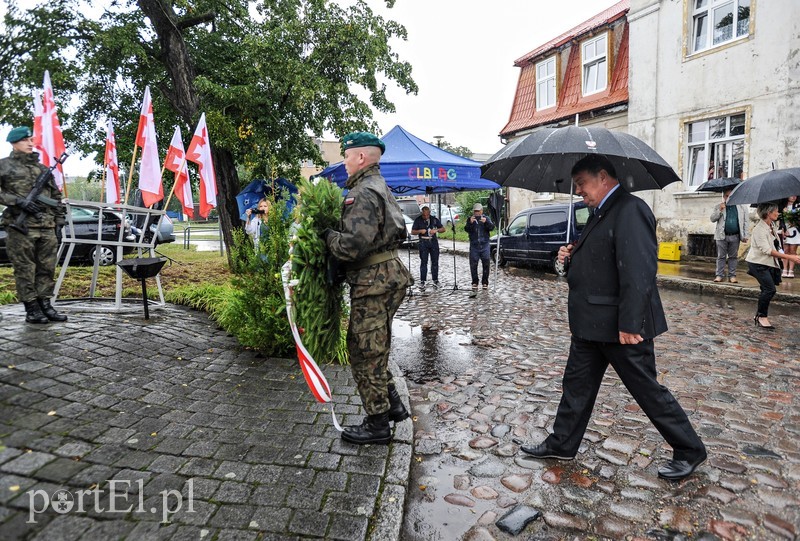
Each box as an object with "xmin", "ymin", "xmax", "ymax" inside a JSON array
[{"xmin": 10, "ymin": 153, "xmax": 68, "ymax": 235}]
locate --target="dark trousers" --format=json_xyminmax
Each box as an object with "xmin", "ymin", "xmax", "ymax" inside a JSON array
[
  {"xmin": 469, "ymin": 243, "xmax": 491, "ymax": 286},
  {"xmin": 747, "ymin": 262, "xmax": 780, "ymax": 316},
  {"xmin": 7, "ymin": 227, "xmax": 59, "ymax": 303},
  {"xmin": 418, "ymin": 238, "xmax": 439, "ymax": 282},
  {"xmin": 545, "ymin": 337, "xmax": 705, "ymax": 461}
]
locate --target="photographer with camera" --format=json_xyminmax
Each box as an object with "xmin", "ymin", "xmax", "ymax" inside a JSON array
[
  {"xmin": 245, "ymin": 197, "xmax": 271, "ymax": 247},
  {"xmin": 464, "ymin": 203, "xmax": 494, "ymax": 291},
  {"xmin": 411, "ymin": 205, "xmax": 445, "ymax": 288}
]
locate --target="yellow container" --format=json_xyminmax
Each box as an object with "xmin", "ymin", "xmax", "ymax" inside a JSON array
[{"xmin": 658, "ymin": 242, "xmax": 682, "ymax": 261}]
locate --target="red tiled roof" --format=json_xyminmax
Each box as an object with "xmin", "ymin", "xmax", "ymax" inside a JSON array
[
  {"xmin": 514, "ymin": 0, "xmax": 630, "ymax": 66},
  {"xmin": 501, "ymin": 13, "xmax": 629, "ymax": 137}
]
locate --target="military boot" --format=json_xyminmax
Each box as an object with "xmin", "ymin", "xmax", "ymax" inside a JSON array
[
  {"xmin": 23, "ymin": 301, "xmax": 49, "ymax": 324},
  {"xmin": 388, "ymin": 383, "xmax": 411, "ymax": 423},
  {"xmin": 341, "ymin": 413, "xmax": 391, "ymax": 445},
  {"xmin": 38, "ymin": 298, "xmax": 68, "ymax": 322}
]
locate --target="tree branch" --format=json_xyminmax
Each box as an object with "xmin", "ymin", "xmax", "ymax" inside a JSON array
[{"xmin": 177, "ymin": 12, "xmax": 215, "ymax": 30}]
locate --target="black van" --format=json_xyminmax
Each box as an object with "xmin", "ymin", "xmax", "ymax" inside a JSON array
[{"xmin": 491, "ymin": 202, "xmax": 589, "ymax": 276}]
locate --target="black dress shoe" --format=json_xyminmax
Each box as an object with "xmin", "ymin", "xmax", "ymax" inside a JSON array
[
  {"xmin": 657, "ymin": 451, "xmax": 707, "ymax": 481},
  {"xmin": 519, "ymin": 442, "xmax": 575, "ymax": 460}
]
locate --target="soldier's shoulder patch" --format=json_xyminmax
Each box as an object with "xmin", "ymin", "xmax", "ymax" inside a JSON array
[{"xmin": 344, "ymin": 197, "xmax": 355, "ymax": 206}]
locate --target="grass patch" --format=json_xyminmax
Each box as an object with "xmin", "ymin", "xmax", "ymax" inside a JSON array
[{"xmin": 0, "ymin": 242, "xmax": 230, "ymax": 304}]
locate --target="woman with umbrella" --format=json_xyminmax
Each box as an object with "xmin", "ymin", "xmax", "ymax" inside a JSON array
[{"xmin": 745, "ymin": 202, "xmax": 800, "ymax": 329}]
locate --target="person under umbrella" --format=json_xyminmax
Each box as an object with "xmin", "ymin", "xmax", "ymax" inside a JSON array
[
  {"xmin": 710, "ymin": 188, "xmax": 749, "ymax": 283},
  {"xmin": 745, "ymin": 202, "xmax": 800, "ymax": 329},
  {"xmin": 516, "ymin": 154, "xmax": 707, "ymax": 481}
]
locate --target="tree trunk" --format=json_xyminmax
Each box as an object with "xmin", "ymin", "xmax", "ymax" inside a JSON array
[
  {"xmin": 137, "ymin": 0, "xmax": 242, "ymax": 264},
  {"xmin": 213, "ymin": 148, "xmax": 240, "ymax": 257}
]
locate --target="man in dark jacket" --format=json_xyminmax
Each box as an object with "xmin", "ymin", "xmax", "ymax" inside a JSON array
[
  {"xmin": 464, "ymin": 202, "xmax": 494, "ymax": 290},
  {"xmin": 325, "ymin": 132, "xmax": 413, "ymax": 445},
  {"xmin": 520, "ymin": 154, "xmax": 706, "ymax": 481},
  {"xmin": 0, "ymin": 126, "xmax": 67, "ymax": 323}
]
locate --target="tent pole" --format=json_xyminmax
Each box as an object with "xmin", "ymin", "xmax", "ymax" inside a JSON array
[{"xmin": 450, "ymin": 211, "xmax": 459, "ymax": 291}]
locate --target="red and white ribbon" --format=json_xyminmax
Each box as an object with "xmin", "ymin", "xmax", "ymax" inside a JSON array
[{"xmin": 281, "ymin": 257, "xmax": 342, "ymax": 431}]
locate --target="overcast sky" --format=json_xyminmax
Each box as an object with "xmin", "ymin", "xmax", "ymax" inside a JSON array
[{"xmin": 1, "ymin": 0, "xmax": 619, "ymax": 173}]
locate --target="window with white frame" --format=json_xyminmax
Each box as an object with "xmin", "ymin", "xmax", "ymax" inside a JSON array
[
  {"xmin": 686, "ymin": 113, "xmax": 746, "ymax": 188},
  {"xmin": 690, "ymin": 0, "xmax": 750, "ymax": 54},
  {"xmin": 581, "ymin": 34, "xmax": 607, "ymax": 96},
  {"xmin": 536, "ymin": 57, "xmax": 556, "ymax": 110}
]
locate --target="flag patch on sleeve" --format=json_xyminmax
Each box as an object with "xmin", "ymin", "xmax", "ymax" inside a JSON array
[{"xmin": 344, "ymin": 197, "xmax": 355, "ymax": 205}]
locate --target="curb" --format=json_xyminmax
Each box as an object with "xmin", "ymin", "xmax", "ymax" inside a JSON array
[
  {"xmin": 369, "ymin": 362, "xmax": 412, "ymax": 541},
  {"xmin": 657, "ymin": 275, "xmax": 800, "ymax": 304}
]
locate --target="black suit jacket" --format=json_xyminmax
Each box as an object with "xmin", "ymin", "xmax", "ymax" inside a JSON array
[{"xmin": 567, "ymin": 187, "xmax": 668, "ymax": 342}]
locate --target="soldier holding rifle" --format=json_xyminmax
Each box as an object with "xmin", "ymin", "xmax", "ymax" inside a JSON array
[{"xmin": 0, "ymin": 126, "xmax": 68, "ymax": 323}]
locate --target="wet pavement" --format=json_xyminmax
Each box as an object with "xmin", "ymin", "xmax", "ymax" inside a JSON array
[
  {"xmin": 393, "ymin": 250, "xmax": 800, "ymax": 541},
  {"xmin": 0, "ymin": 304, "xmax": 410, "ymax": 541}
]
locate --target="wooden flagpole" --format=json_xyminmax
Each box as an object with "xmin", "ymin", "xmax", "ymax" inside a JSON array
[
  {"xmin": 123, "ymin": 145, "xmax": 139, "ymax": 205},
  {"xmin": 99, "ymin": 154, "xmax": 107, "ymax": 203},
  {"xmin": 163, "ymin": 155, "xmax": 188, "ymax": 210}
]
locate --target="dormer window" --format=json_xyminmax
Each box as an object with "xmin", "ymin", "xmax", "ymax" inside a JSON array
[
  {"xmin": 536, "ymin": 57, "xmax": 556, "ymax": 110},
  {"xmin": 581, "ymin": 34, "xmax": 608, "ymax": 96}
]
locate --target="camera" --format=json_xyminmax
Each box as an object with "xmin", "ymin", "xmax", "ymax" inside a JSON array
[{"xmin": 252, "ymin": 208, "xmax": 265, "ymax": 215}]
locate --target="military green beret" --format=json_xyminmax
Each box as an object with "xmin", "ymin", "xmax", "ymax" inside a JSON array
[
  {"xmin": 341, "ymin": 132, "xmax": 385, "ymax": 154},
  {"xmin": 6, "ymin": 126, "xmax": 33, "ymax": 143}
]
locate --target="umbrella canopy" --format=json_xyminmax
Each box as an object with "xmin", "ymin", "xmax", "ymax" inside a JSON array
[
  {"xmin": 236, "ymin": 178, "xmax": 297, "ymax": 220},
  {"xmin": 695, "ymin": 177, "xmax": 740, "ymax": 193},
  {"xmin": 726, "ymin": 168, "xmax": 800, "ymax": 206},
  {"xmin": 316, "ymin": 125, "xmax": 500, "ymax": 195},
  {"xmin": 480, "ymin": 126, "xmax": 681, "ymax": 193}
]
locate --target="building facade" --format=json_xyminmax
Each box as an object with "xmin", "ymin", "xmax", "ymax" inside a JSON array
[{"xmin": 500, "ymin": 0, "xmax": 800, "ymax": 252}]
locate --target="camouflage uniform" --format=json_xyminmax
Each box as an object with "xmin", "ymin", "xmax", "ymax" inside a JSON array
[
  {"xmin": 327, "ymin": 163, "xmax": 412, "ymax": 415},
  {"xmin": 0, "ymin": 150, "xmax": 65, "ymax": 302}
]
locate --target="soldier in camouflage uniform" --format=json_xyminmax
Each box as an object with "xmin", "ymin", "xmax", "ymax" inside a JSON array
[
  {"xmin": 0, "ymin": 126, "xmax": 67, "ymax": 323},
  {"xmin": 325, "ymin": 132, "xmax": 413, "ymax": 445}
]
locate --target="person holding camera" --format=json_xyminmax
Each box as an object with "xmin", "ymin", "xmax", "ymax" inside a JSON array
[
  {"xmin": 245, "ymin": 197, "xmax": 271, "ymax": 247},
  {"xmin": 0, "ymin": 126, "xmax": 67, "ymax": 324},
  {"xmin": 464, "ymin": 202, "xmax": 494, "ymax": 291},
  {"xmin": 411, "ymin": 205, "xmax": 445, "ymax": 288}
]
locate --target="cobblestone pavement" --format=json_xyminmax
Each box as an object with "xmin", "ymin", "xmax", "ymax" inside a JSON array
[
  {"xmin": 0, "ymin": 304, "xmax": 411, "ymax": 540},
  {"xmin": 393, "ymin": 252, "xmax": 800, "ymax": 541}
]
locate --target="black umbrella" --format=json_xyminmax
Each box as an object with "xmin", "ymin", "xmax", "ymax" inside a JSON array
[
  {"xmin": 726, "ymin": 168, "xmax": 800, "ymax": 205},
  {"xmin": 480, "ymin": 126, "xmax": 681, "ymax": 194},
  {"xmin": 695, "ymin": 177, "xmax": 740, "ymax": 193}
]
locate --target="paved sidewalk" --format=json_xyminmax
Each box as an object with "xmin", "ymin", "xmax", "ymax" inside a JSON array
[{"xmin": 0, "ymin": 304, "xmax": 410, "ymax": 540}]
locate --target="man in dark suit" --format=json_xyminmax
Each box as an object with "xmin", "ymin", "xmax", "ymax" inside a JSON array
[{"xmin": 521, "ymin": 154, "xmax": 706, "ymax": 481}]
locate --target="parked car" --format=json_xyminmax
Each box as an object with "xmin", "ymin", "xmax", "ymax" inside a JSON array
[
  {"xmin": 0, "ymin": 206, "xmax": 136, "ymax": 266},
  {"xmin": 396, "ymin": 198, "xmax": 422, "ymax": 220},
  {"xmin": 401, "ymin": 213, "xmax": 418, "ymax": 248},
  {"xmin": 129, "ymin": 189, "xmax": 176, "ymax": 245},
  {"xmin": 490, "ymin": 202, "xmax": 589, "ymax": 276},
  {"xmin": 431, "ymin": 205, "xmax": 461, "ymax": 227}
]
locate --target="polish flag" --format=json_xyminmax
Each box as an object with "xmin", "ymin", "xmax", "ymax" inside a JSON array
[
  {"xmin": 136, "ymin": 86, "xmax": 163, "ymax": 207},
  {"xmin": 165, "ymin": 127, "xmax": 194, "ymax": 218},
  {"xmin": 37, "ymin": 71, "xmax": 67, "ymax": 191},
  {"xmin": 104, "ymin": 120, "xmax": 121, "ymax": 204},
  {"xmin": 186, "ymin": 113, "xmax": 217, "ymax": 218}
]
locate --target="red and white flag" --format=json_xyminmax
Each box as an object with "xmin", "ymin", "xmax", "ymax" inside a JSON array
[
  {"xmin": 165, "ymin": 127, "xmax": 194, "ymax": 218},
  {"xmin": 136, "ymin": 86, "xmax": 163, "ymax": 207},
  {"xmin": 35, "ymin": 71, "xmax": 67, "ymax": 191},
  {"xmin": 186, "ymin": 113, "xmax": 217, "ymax": 218},
  {"xmin": 104, "ymin": 120, "xmax": 121, "ymax": 204}
]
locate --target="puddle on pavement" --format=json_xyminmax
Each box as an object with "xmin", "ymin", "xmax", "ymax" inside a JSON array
[{"xmin": 390, "ymin": 320, "xmax": 476, "ymax": 383}]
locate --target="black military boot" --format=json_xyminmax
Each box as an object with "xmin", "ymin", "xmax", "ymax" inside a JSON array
[
  {"xmin": 388, "ymin": 383, "xmax": 411, "ymax": 423},
  {"xmin": 38, "ymin": 298, "xmax": 68, "ymax": 322},
  {"xmin": 23, "ymin": 301, "xmax": 49, "ymax": 324},
  {"xmin": 341, "ymin": 413, "xmax": 391, "ymax": 445}
]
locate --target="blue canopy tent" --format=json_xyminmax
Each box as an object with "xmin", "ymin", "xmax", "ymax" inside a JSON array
[
  {"xmin": 315, "ymin": 125, "xmax": 500, "ymax": 194},
  {"xmin": 236, "ymin": 177, "xmax": 298, "ymax": 220}
]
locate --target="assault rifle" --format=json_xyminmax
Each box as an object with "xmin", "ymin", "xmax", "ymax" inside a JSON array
[{"xmin": 10, "ymin": 153, "xmax": 68, "ymax": 235}]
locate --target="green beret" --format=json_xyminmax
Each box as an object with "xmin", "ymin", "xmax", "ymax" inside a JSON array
[
  {"xmin": 341, "ymin": 132, "xmax": 385, "ymax": 154},
  {"xmin": 7, "ymin": 126, "xmax": 33, "ymax": 143}
]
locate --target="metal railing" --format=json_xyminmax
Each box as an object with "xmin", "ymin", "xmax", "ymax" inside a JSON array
[{"xmin": 182, "ymin": 221, "xmax": 224, "ymax": 255}]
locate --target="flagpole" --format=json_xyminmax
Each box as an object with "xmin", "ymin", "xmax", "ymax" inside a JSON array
[
  {"xmin": 124, "ymin": 145, "xmax": 139, "ymax": 205},
  {"xmin": 163, "ymin": 155, "xmax": 188, "ymax": 210},
  {"xmin": 99, "ymin": 162, "xmax": 106, "ymax": 203}
]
